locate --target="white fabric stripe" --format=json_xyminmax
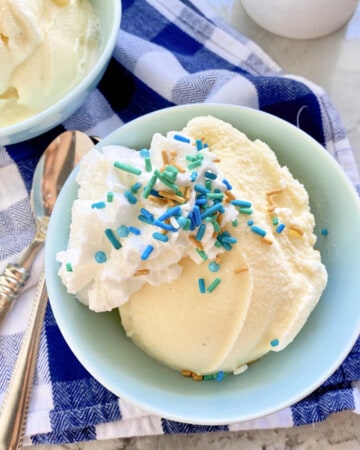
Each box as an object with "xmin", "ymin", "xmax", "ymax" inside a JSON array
[
  {"xmin": 229, "ymin": 407, "xmax": 294, "ymax": 431},
  {"xmin": 86, "ymin": 114, "xmax": 124, "ymax": 140},
  {"xmin": 25, "ymin": 383, "xmax": 54, "ymax": 437},
  {"xmin": 352, "ymin": 381, "xmax": 360, "ymax": 413},
  {"xmin": 205, "ymin": 73, "xmax": 259, "ymax": 107},
  {"xmin": 0, "ymin": 164, "xmax": 27, "ymax": 210},
  {"xmin": 134, "ymin": 50, "xmax": 188, "ymax": 101}
]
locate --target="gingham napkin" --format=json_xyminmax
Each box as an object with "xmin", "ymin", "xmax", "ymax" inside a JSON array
[{"xmin": 1, "ymin": 0, "xmax": 360, "ymax": 445}]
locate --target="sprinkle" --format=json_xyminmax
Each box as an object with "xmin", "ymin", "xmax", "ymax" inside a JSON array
[
  {"xmin": 181, "ymin": 370, "xmax": 193, "ymax": 377},
  {"xmin": 147, "ymin": 195, "xmax": 167, "ymax": 205},
  {"xmin": 173, "ymin": 134, "xmax": 191, "ymax": 143},
  {"xmin": 139, "ymin": 148, "xmax": 150, "ymax": 158},
  {"xmin": 289, "ymin": 225, "xmax": 304, "ymax": 236},
  {"xmin": 91, "ymin": 201, "xmax": 106, "ymax": 209},
  {"xmin": 194, "ymin": 184, "xmax": 210, "ymax": 194},
  {"xmin": 204, "ymin": 171, "xmax": 217, "ymax": 180},
  {"xmin": 176, "ymin": 216, "xmax": 188, "ymax": 228},
  {"xmin": 154, "ymin": 219, "xmax": 178, "ymax": 232},
  {"xmin": 200, "ymin": 202, "xmax": 224, "ymax": 219},
  {"xmin": 203, "ymin": 374, "xmax": 216, "ymax": 380},
  {"xmin": 266, "ymin": 188, "xmax": 283, "ymax": 197},
  {"xmin": 198, "ymin": 278, "xmax": 206, "ymax": 294},
  {"xmin": 158, "ymin": 190, "xmax": 185, "ymax": 204},
  {"xmin": 261, "ymin": 236, "xmax": 273, "ymax": 245},
  {"xmin": 156, "ymin": 170, "xmax": 178, "ymax": 191},
  {"xmin": 196, "ymin": 248, "xmax": 208, "ymax": 260},
  {"xmin": 190, "ymin": 171, "xmax": 198, "ymax": 182},
  {"xmin": 134, "ymin": 268, "xmax": 150, "ymax": 276},
  {"xmin": 117, "ymin": 225, "xmax": 129, "ymax": 237},
  {"xmin": 158, "ymin": 205, "xmax": 182, "ymax": 222},
  {"xmin": 207, "ymin": 277, "xmax": 221, "ymax": 293},
  {"xmin": 276, "ymin": 223, "xmax": 286, "ymax": 233},
  {"xmin": 128, "ymin": 226, "xmax": 141, "ymax": 235},
  {"xmin": 272, "ymin": 217, "xmax": 279, "ymax": 226},
  {"xmin": 105, "ymin": 228, "xmax": 122, "ymax": 249},
  {"xmin": 270, "ymin": 338, "xmax": 279, "ymax": 347},
  {"xmin": 212, "ymin": 221, "xmax": 221, "ymax": 233},
  {"xmin": 209, "ymin": 261, "xmax": 220, "ymax": 272},
  {"xmin": 224, "ymin": 190, "xmax": 236, "ymax": 202},
  {"xmin": 143, "ymin": 172, "xmax": 158, "ymax": 198},
  {"xmin": 267, "ymin": 203, "xmax": 277, "ymax": 212},
  {"xmin": 239, "ymin": 207, "xmax": 253, "ymax": 215},
  {"xmin": 247, "ymin": 220, "xmax": 254, "ymax": 226},
  {"xmin": 106, "ymin": 192, "xmax": 114, "ymax": 202},
  {"xmin": 124, "ymin": 190, "xmax": 137, "ymax": 204},
  {"xmin": 141, "ymin": 244, "xmax": 154, "ymax": 260},
  {"xmin": 231, "ymin": 199, "xmax": 252, "ymax": 208},
  {"xmin": 192, "ymin": 373, "xmax": 203, "ymax": 381},
  {"xmin": 131, "ymin": 182, "xmax": 142, "ymax": 194},
  {"xmin": 234, "ymin": 266, "xmax": 249, "ymax": 274},
  {"xmin": 222, "ymin": 179, "xmax": 232, "ymax": 190},
  {"xmin": 65, "ymin": 262, "xmax": 73, "ymax": 272},
  {"xmin": 195, "ymin": 223, "xmax": 206, "ymax": 241},
  {"xmin": 233, "ymin": 364, "xmax": 248, "ymax": 375},
  {"xmin": 161, "ymin": 150, "xmax": 170, "ymax": 166},
  {"xmin": 138, "ymin": 214, "xmax": 153, "ymax": 225},
  {"xmin": 153, "ymin": 232, "xmax": 169, "ymax": 242},
  {"xmin": 251, "ymin": 226, "xmax": 267, "ymax": 237},
  {"xmin": 207, "ymin": 192, "xmax": 224, "ymax": 200},
  {"xmin": 321, "ymin": 228, "xmax": 329, "ymax": 236},
  {"xmin": 192, "ymin": 205, "xmax": 202, "ymax": 227},
  {"xmin": 232, "ymin": 219, "xmax": 238, "ymax": 227},
  {"xmin": 95, "ymin": 251, "xmax": 107, "ymax": 264},
  {"xmin": 196, "ymin": 198, "xmax": 207, "ymax": 206},
  {"xmin": 195, "ymin": 139, "xmax": 203, "ymax": 151},
  {"xmin": 188, "ymin": 160, "xmax": 203, "ymax": 170},
  {"xmin": 140, "ymin": 208, "xmax": 154, "ymax": 221},
  {"xmin": 189, "ymin": 235, "xmax": 204, "ymax": 250},
  {"xmin": 114, "ymin": 161, "xmax": 142, "ymax": 175},
  {"xmin": 216, "ymin": 371, "xmax": 225, "ymax": 382}
]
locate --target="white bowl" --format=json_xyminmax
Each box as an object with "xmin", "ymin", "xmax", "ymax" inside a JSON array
[{"xmin": 0, "ymin": 0, "xmax": 121, "ymax": 146}]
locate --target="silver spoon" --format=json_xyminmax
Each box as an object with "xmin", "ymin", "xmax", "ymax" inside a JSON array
[
  {"xmin": 0, "ymin": 131, "xmax": 94, "ymax": 450},
  {"xmin": 0, "ymin": 131, "xmax": 94, "ymax": 326}
]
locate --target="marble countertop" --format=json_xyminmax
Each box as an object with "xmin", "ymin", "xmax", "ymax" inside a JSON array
[{"xmin": 25, "ymin": 1, "xmax": 360, "ymax": 448}]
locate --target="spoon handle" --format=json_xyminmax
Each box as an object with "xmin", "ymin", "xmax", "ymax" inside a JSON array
[
  {"xmin": 0, "ymin": 238, "xmax": 44, "ymax": 326},
  {"xmin": 0, "ymin": 271, "xmax": 47, "ymax": 450}
]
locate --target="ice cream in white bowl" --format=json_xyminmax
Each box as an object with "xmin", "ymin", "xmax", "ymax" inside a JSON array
[
  {"xmin": 0, "ymin": 0, "xmax": 121, "ymax": 146},
  {"xmin": 45, "ymin": 104, "xmax": 360, "ymax": 424}
]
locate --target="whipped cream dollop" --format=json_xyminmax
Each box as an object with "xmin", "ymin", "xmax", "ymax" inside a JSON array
[{"xmin": 57, "ymin": 128, "xmax": 239, "ymax": 311}]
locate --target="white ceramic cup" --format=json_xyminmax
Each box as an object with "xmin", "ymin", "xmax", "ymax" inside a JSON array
[{"xmin": 240, "ymin": 0, "xmax": 359, "ymax": 39}]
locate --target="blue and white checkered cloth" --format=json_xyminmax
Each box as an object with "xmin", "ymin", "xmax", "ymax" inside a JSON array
[{"xmin": 1, "ymin": 0, "xmax": 360, "ymax": 445}]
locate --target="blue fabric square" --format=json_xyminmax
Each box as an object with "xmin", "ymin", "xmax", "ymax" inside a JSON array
[{"xmin": 162, "ymin": 419, "xmax": 229, "ymax": 434}]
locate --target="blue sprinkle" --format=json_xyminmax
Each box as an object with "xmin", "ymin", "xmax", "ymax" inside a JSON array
[
  {"xmin": 124, "ymin": 190, "xmax": 137, "ymax": 204},
  {"xmin": 198, "ymin": 278, "xmax": 206, "ymax": 294},
  {"xmin": 153, "ymin": 232, "xmax": 169, "ymax": 242},
  {"xmin": 91, "ymin": 201, "xmax": 106, "ymax": 209},
  {"xmin": 95, "ymin": 251, "xmax": 107, "ymax": 264},
  {"xmin": 321, "ymin": 228, "xmax": 328, "ymax": 236},
  {"xmin": 176, "ymin": 216, "xmax": 188, "ymax": 228},
  {"xmin": 194, "ymin": 184, "xmax": 210, "ymax": 194},
  {"xmin": 216, "ymin": 371, "xmax": 225, "ymax": 382},
  {"xmin": 196, "ymin": 223, "xmax": 206, "ymax": 241},
  {"xmin": 140, "ymin": 148, "xmax": 150, "ymax": 158},
  {"xmin": 247, "ymin": 220, "xmax": 254, "ymax": 226},
  {"xmin": 196, "ymin": 198, "xmax": 207, "ymax": 206},
  {"xmin": 131, "ymin": 182, "xmax": 142, "ymax": 194},
  {"xmin": 190, "ymin": 171, "xmax": 198, "ymax": 182},
  {"xmin": 231, "ymin": 199, "xmax": 252, "ymax": 208},
  {"xmin": 251, "ymin": 226, "xmax": 266, "ymax": 237},
  {"xmin": 141, "ymin": 244, "xmax": 154, "ymax": 260},
  {"xmin": 270, "ymin": 339, "xmax": 279, "ymax": 347},
  {"xmin": 222, "ymin": 179, "xmax": 232, "ymax": 190},
  {"xmin": 154, "ymin": 219, "xmax": 178, "ymax": 232},
  {"xmin": 138, "ymin": 214, "xmax": 153, "ymax": 225},
  {"xmin": 173, "ymin": 134, "xmax": 191, "ymax": 143},
  {"xmin": 192, "ymin": 205, "xmax": 202, "ymax": 227},
  {"xmin": 222, "ymin": 236, "xmax": 237, "ymax": 244},
  {"xmin": 209, "ymin": 261, "xmax": 220, "ymax": 272},
  {"xmin": 128, "ymin": 226, "xmax": 141, "ymax": 235},
  {"xmin": 276, "ymin": 223, "xmax": 286, "ymax": 234},
  {"xmin": 204, "ymin": 171, "xmax": 217, "ymax": 180},
  {"xmin": 158, "ymin": 205, "xmax": 182, "ymax": 222},
  {"xmin": 140, "ymin": 208, "xmax": 154, "ymax": 221},
  {"xmin": 105, "ymin": 229, "xmax": 122, "ymax": 249},
  {"xmin": 117, "ymin": 225, "xmax": 129, "ymax": 237},
  {"xmin": 196, "ymin": 139, "xmax": 203, "ymax": 151},
  {"xmin": 201, "ymin": 203, "xmax": 224, "ymax": 219}
]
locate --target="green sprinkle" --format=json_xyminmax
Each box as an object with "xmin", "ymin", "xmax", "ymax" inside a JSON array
[
  {"xmin": 207, "ymin": 277, "xmax": 221, "ymax": 293},
  {"xmin": 145, "ymin": 157, "xmax": 152, "ymax": 172},
  {"xmin": 188, "ymin": 160, "xmax": 203, "ymax": 170},
  {"xmin": 272, "ymin": 217, "xmax": 279, "ymax": 226},
  {"xmin": 239, "ymin": 207, "xmax": 253, "ymax": 215},
  {"xmin": 106, "ymin": 192, "xmax": 114, "ymax": 202},
  {"xmin": 143, "ymin": 172, "xmax": 158, "ymax": 198},
  {"xmin": 155, "ymin": 170, "xmax": 178, "ymax": 191},
  {"xmin": 114, "ymin": 161, "xmax": 142, "ymax": 175},
  {"xmin": 212, "ymin": 221, "xmax": 221, "ymax": 233},
  {"xmin": 95, "ymin": 251, "xmax": 107, "ymax": 264},
  {"xmin": 209, "ymin": 261, "xmax": 220, "ymax": 272},
  {"xmin": 232, "ymin": 219, "xmax": 238, "ymax": 227},
  {"xmin": 196, "ymin": 248, "xmax": 208, "ymax": 260},
  {"xmin": 198, "ymin": 278, "xmax": 206, "ymax": 294},
  {"xmin": 207, "ymin": 193, "xmax": 224, "ymax": 200},
  {"xmin": 203, "ymin": 374, "xmax": 216, "ymax": 380},
  {"xmin": 65, "ymin": 262, "xmax": 73, "ymax": 272}
]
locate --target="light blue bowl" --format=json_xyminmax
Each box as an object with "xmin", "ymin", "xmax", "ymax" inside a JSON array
[
  {"xmin": 45, "ymin": 104, "xmax": 360, "ymax": 424},
  {"xmin": 0, "ymin": 0, "xmax": 121, "ymax": 146}
]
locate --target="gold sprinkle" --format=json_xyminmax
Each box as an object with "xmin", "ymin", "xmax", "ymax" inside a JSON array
[
  {"xmin": 215, "ymin": 254, "xmax": 221, "ymax": 264},
  {"xmin": 170, "ymin": 162, "xmax": 186, "ymax": 173},
  {"xmin": 266, "ymin": 187, "xmax": 284, "ymax": 197},
  {"xmin": 213, "ymin": 158, "xmax": 221, "ymax": 163},
  {"xmin": 234, "ymin": 266, "xmax": 249, "ymax": 273},
  {"xmin": 147, "ymin": 195, "xmax": 167, "ymax": 205},
  {"xmin": 267, "ymin": 202, "xmax": 277, "ymax": 212},
  {"xmin": 184, "ymin": 186, "xmax": 191, "ymax": 202},
  {"xmin": 289, "ymin": 225, "xmax": 304, "ymax": 236},
  {"xmin": 134, "ymin": 268, "xmax": 150, "ymax": 276},
  {"xmin": 158, "ymin": 190, "xmax": 186, "ymax": 204},
  {"xmin": 161, "ymin": 150, "xmax": 170, "ymax": 166},
  {"xmin": 181, "ymin": 370, "xmax": 193, "ymax": 377},
  {"xmin": 189, "ymin": 235, "xmax": 204, "ymax": 250},
  {"xmin": 261, "ymin": 236, "xmax": 273, "ymax": 245},
  {"xmin": 192, "ymin": 373, "xmax": 203, "ymax": 381}
]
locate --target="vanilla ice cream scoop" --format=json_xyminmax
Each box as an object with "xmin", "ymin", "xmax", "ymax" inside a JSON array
[
  {"xmin": 58, "ymin": 116, "xmax": 327, "ymax": 378},
  {"xmin": 0, "ymin": 0, "xmax": 100, "ymax": 126}
]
